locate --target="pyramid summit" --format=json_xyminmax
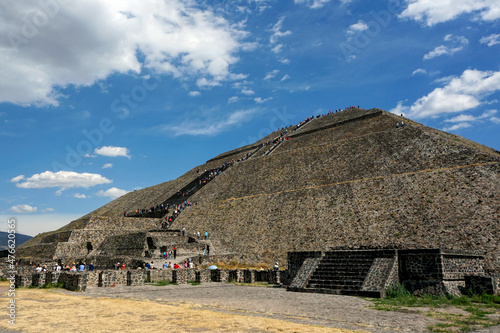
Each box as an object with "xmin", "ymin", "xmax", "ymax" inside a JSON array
[{"xmin": 17, "ymin": 108, "xmax": 500, "ymax": 273}]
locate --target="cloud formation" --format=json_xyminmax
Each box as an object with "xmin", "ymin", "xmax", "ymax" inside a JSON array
[
  {"xmin": 94, "ymin": 146, "xmax": 131, "ymax": 159},
  {"xmin": 423, "ymin": 35, "xmax": 468, "ymax": 60},
  {"xmin": 480, "ymin": 34, "xmax": 500, "ymax": 47},
  {"xmin": 11, "ymin": 171, "xmax": 112, "ymax": 194},
  {"xmin": 0, "ymin": 0, "xmax": 247, "ymax": 106},
  {"xmin": 159, "ymin": 108, "xmax": 259, "ymax": 136},
  {"xmin": 442, "ymin": 110, "xmax": 498, "ymax": 131},
  {"xmin": 10, "ymin": 204, "xmax": 37, "ymax": 213},
  {"xmin": 269, "ymin": 17, "xmax": 291, "ymax": 54},
  {"xmin": 346, "ymin": 20, "xmax": 368, "ymax": 39},
  {"xmin": 294, "ymin": 0, "xmax": 331, "ymax": 9},
  {"xmin": 399, "ymin": 0, "xmax": 500, "ymax": 26},
  {"xmin": 96, "ymin": 187, "xmax": 129, "ymax": 199},
  {"xmin": 264, "ymin": 69, "xmax": 280, "ymax": 80},
  {"xmin": 391, "ymin": 69, "xmax": 500, "ymax": 119}
]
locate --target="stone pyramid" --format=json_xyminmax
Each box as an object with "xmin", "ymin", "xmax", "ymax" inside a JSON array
[{"xmin": 17, "ymin": 108, "xmax": 500, "ymax": 272}]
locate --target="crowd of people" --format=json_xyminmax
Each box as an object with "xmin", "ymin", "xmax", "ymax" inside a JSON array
[{"xmin": 32, "ymin": 262, "xmax": 95, "ymax": 272}]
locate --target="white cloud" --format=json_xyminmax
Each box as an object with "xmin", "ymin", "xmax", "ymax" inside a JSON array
[
  {"xmin": 444, "ymin": 114, "xmax": 478, "ymax": 123},
  {"xmin": 0, "ymin": 0, "xmax": 247, "ymax": 106},
  {"xmin": 399, "ymin": 0, "xmax": 500, "ymax": 26},
  {"xmin": 442, "ymin": 110, "xmax": 499, "ymax": 131},
  {"xmin": 94, "ymin": 146, "xmax": 131, "ymax": 159},
  {"xmin": 11, "ymin": 175, "xmax": 25, "ymax": 183},
  {"xmin": 443, "ymin": 122, "xmax": 473, "ymax": 131},
  {"xmin": 254, "ymin": 97, "xmax": 273, "ymax": 103},
  {"xmin": 228, "ymin": 96, "xmax": 239, "ymax": 103},
  {"xmin": 41, "ymin": 208, "xmax": 55, "ymax": 212},
  {"xmin": 188, "ymin": 91, "xmax": 201, "ymax": 97},
  {"xmin": 158, "ymin": 108, "xmax": 259, "ymax": 136},
  {"xmin": 390, "ymin": 69, "xmax": 500, "ymax": 119},
  {"xmin": 74, "ymin": 193, "xmax": 87, "ymax": 199},
  {"xmin": 271, "ymin": 44, "xmax": 284, "ymax": 53},
  {"xmin": 102, "ymin": 163, "xmax": 113, "ymax": 169},
  {"xmin": 196, "ymin": 77, "xmax": 222, "ymax": 88},
  {"xmin": 264, "ymin": 69, "xmax": 280, "ymax": 80},
  {"xmin": 412, "ymin": 68, "xmax": 427, "ymax": 76},
  {"xmin": 241, "ymin": 88, "xmax": 255, "ymax": 95},
  {"xmin": 346, "ymin": 20, "xmax": 369, "ymax": 37},
  {"xmin": 270, "ymin": 17, "xmax": 292, "ymax": 45},
  {"xmin": 294, "ymin": 0, "xmax": 331, "ymax": 9},
  {"xmin": 13, "ymin": 171, "xmax": 112, "ymax": 194},
  {"xmin": 96, "ymin": 187, "xmax": 129, "ymax": 199},
  {"xmin": 9, "ymin": 204, "xmax": 37, "ymax": 214},
  {"xmin": 281, "ymin": 74, "xmax": 290, "ymax": 81},
  {"xmin": 423, "ymin": 35, "xmax": 468, "ymax": 60},
  {"xmin": 480, "ymin": 34, "xmax": 500, "ymax": 47}
]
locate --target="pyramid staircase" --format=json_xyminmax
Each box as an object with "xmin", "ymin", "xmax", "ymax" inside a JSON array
[
  {"xmin": 307, "ymin": 251, "xmax": 376, "ymax": 291},
  {"xmin": 289, "ymin": 250, "xmax": 397, "ymax": 297}
]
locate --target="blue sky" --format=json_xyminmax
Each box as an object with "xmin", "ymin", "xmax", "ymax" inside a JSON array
[{"xmin": 1, "ymin": 0, "xmax": 499, "ymax": 236}]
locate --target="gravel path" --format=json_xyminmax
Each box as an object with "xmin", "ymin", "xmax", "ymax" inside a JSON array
[{"xmin": 78, "ymin": 284, "xmax": 439, "ymax": 332}]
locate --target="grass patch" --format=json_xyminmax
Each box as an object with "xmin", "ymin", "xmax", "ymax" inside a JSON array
[
  {"xmin": 151, "ymin": 280, "xmax": 173, "ymax": 286},
  {"xmin": 41, "ymin": 282, "xmax": 65, "ymax": 289},
  {"xmin": 188, "ymin": 280, "xmax": 200, "ymax": 286},
  {"xmin": 370, "ymin": 285, "xmax": 500, "ymax": 333}
]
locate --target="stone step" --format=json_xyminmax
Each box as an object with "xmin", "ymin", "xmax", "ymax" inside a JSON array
[
  {"xmin": 320, "ymin": 258, "xmax": 374, "ymax": 263},
  {"xmin": 310, "ymin": 272, "xmax": 368, "ymax": 279},
  {"xmin": 307, "ymin": 283, "xmax": 362, "ymax": 290},
  {"xmin": 316, "ymin": 261, "xmax": 373, "ymax": 267},
  {"xmin": 307, "ymin": 278, "xmax": 363, "ymax": 285},
  {"xmin": 314, "ymin": 265, "xmax": 372, "ymax": 271}
]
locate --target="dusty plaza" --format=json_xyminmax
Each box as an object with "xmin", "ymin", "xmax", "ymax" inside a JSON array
[{"xmin": 1, "ymin": 281, "xmax": 500, "ymax": 333}]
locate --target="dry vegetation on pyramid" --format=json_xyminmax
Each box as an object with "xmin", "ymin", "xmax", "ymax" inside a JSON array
[{"xmin": 17, "ymin": 108, "xmax": 500, "ymax": 273}]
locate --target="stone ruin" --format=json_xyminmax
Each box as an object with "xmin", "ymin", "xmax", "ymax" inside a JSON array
[
  {"xmin": 13, "ymin": 107, "xmax": 500, "ymax": 295},
  {"xmin": 10, "ymin": 248, "xmax": 499, "ymax": 298},
  {"xmin": 287, "ymin": 249, "xmax": 499, "ymax": 297}
]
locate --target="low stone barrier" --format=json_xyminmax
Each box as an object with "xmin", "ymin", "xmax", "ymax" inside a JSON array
[
  {"xmin": 14, "ymin": 267, "xmax": 285, "ymax": 292},
  {"xmin": 58, "ymin": 272, "xmax": 86, "ymax": 291}
]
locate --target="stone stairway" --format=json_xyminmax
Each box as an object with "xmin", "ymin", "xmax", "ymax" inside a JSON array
[
  {"xmin": 303, "ymin": 251, "xmax": 379, "ymax": 294},
  {"xmin": 307, "ymin": 252, "xmax": 374, "ymax": 290}
]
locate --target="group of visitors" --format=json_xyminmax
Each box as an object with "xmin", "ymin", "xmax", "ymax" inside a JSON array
[
  {"xmin": 31, "ymin": 262, "xmax": 95, "ymax": 272},
  {"xmin": 114, "ymin": 262, "xmax": 126, "ymax": 270},
  {"xmin": 161, "ymin": 247, "xmax": 177, "ymax": 259}
]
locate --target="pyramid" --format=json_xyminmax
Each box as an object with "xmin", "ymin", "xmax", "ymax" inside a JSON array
[{"xmin": 17, "ymin": 108, "xmax": 500, "ymax": 273}]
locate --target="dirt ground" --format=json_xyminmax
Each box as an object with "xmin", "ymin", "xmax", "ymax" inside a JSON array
[{"xmin": 0, "ymin": 283, "xmax": 499, "ymax": 333}]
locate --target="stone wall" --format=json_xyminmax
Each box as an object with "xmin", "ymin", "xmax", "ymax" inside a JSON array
[
  {"xmin": 361, "ymin": 257, "xmax": 398, "ymax": 296},
  {"xmin": 172, "ymin": 269, "xmax": 196, "ymax": 284},
  {"xmin": 288, "ymin": 257, "xmax": 322, "ymax": 290},
  {"xmin": 287, "ymin": 251, "xmax": 323, "ymax": 284},
  {"xmin": 58, "ymin": 272, "xmax": 86, "ymax": 291},
  {"xmin": 287, "ymin": 249, "xmax": 492, "ymax": 297},
  {"xmin": 399, "ymin": 249, "xmax": 486, "ymax": 296},
  {"xmin": 146, "ymin": 269, "xmax": 173, "ymax": 283}
]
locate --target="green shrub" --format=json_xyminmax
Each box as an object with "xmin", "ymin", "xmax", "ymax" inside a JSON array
[
  {"xmin": 385, "ymin": 283, "xmax": 411, "ymax": 298},
  {"xmin": 154, "ymin": 280, "xmax": 172, "ymax": 286}
]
